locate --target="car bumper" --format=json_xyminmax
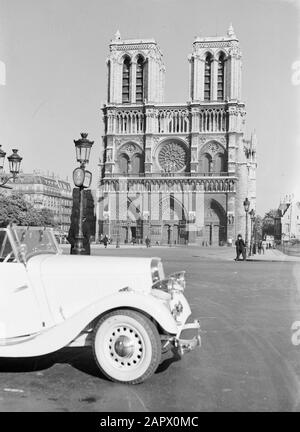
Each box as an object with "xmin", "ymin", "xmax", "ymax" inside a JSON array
[
  {"xmin": 174, "ymin": 319, "xmax": 201, "ymax": 355},
  {"xmin": 161, "ymin": 319, "xmax": 201, "ymax": 356}
]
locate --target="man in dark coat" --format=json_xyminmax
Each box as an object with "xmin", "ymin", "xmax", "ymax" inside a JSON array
[
  {"xmin": 235, "ymin": 234, "xmax": 246, "ymax": 261},
  {"xmin": 103, "ymin": 234, "xmax": 108, "ymax": 248},
  {"xmin": 67, "ymin": 217, "xmax": 91, "ymax": 255}
]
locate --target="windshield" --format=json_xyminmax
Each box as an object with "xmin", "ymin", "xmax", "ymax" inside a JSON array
[
  {"xmin": 0, "ymin": 226, "xmax": 61, "ymax": 262},
  {"xmin": 0, "ymin": 230, "xmax": 16, "ymax": 262}
]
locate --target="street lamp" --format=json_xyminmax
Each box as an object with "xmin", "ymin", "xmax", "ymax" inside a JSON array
[
  {"xmin": 116, "ymin": 221, "xmax": 120, "ymax": 248},
  {"xmin": 0, "ymin": 146, "xmax": 23, "ymax": 189},
  {"xmin": 249, "ymin": 209, "xmax": 255, "ymax": 256},
  {"xmin": 72, "ymin": 133, "xmax": 94, "ymax": 255},
  {"xmin": 243, "ymin": 197, "xmax": 250, "ymax": 250}
]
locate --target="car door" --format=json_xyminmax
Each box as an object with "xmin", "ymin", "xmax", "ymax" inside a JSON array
[{"xmin": 0, "ymin": 229, "xmax": 43, "ymax": 339}]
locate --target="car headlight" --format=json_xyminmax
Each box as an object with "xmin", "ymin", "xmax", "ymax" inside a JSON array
[
  {"xmin": 168, "ymin": 271, "xmax": 186, "ymax": 291},
  {"xmin": 152, "ymin": 271, "xmax": 186, "ymax": 294},
  {"xmin": 151, "ymin": 258, "xmax": 165, "ymax": 283}
]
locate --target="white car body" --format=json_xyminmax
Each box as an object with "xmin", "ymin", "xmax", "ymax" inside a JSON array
[{"xmin": 0, "ymin": 225, "xmax": 200, "ymax": 383}]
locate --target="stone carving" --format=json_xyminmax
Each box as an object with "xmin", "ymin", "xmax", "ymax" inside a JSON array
[
  {"xmin": 207, "ymin": 142, "xmax": 220, "ymax": 153},
  {"xmin": 158, "ymin": 142, "xmax": 187, "ymax": 172},
  {"xmin": 125, "ymin": 144, "xmax": 135, "ymax": 154},
  {"xmin": 106, "ymin": 149, "xmax": 113, "ymax": 162},
  {"xmin": 227, "ymin": 214, "xmax": 234, "ymax": 225},
  {"xmin": 115, "ymin": 137, "xmax": 143, "ymax": 147},
  {"xmin": 113, "ymin": 43, "xmax": 157, "ymax": 52}
]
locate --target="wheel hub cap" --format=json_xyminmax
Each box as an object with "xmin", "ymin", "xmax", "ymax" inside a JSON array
[{"xmin": 114, "ymin": 335, "xmax": 135, "ymax": 358}]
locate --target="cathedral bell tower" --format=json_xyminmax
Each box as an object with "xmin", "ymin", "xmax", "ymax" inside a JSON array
[{"xmin": 106, "ymin": 30, "xmax": 165, "ymax": 105}]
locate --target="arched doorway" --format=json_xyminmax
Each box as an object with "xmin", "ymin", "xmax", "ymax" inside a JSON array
[
  {"xmin": 160, "ymin": 195, "xmax": 188, "ymax": 245},
  {"xmin": 204, "ymin": 199, "xmax": 227, "ymax": 246}
]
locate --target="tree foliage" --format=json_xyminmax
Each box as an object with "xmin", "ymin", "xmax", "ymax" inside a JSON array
[
  {"xmin": 253, "ymin": 215, "xmax": 263, "ymax": 240},
  {"xmin": 262, "ymin": 208, "xmax": 280, "ymax": 237},
  {"xmin": 0, "ymin": 193, "xmax": 57, "ymax": 227}
]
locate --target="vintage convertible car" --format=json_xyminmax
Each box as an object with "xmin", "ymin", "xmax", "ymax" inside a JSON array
[{"xmin": 0, "ymin": 225, "xmax": 200, "ymax": 384}]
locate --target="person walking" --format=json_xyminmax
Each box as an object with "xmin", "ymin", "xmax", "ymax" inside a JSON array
[
  {"xmin": 235, "ymin": 234, "xmax": 246, "ymax": 261},
  {"xmin": 145, "ymin": 236, "xmax": 151, "ymax": 248},
  {"xmin": 261, "ymin": 239, "xmax": 266, "ymax": 254},
  {"xmin": 257, "ymin": 240, "xmax": 262, "ymax": 254}
]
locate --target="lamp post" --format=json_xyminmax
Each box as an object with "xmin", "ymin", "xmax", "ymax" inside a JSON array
[
  {"xmin": 249, "ymin": 209, "xmax": 255, "ymax": 256},
  {"xmin": 243, "ymin": 197, "xmax": 250, "ymax": 251},
  {"xmin": 116, "ymin": 221, "xmax": 120, "ymax": 248},
  {"xmin": 72, "ymin": 133, "xmax": 94, "ymax": 255},
  {"xmin": 0, "ymin": 146, "xmax": 22, "ymax": 189}
]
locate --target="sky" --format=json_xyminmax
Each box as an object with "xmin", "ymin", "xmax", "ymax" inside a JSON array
[{"xmin": 0, "ymin": 0, "xmax": 299, "ymax": 215}]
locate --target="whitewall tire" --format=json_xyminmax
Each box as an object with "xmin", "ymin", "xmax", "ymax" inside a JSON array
[{"xmin": 93, "ymin": 309, "xmax": 162, "ymax": 384}]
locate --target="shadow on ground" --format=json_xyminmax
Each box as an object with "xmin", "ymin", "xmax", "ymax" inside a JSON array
[{"xmin": 0, "ymin": 346, "xmax": 179, "ymax": 380}]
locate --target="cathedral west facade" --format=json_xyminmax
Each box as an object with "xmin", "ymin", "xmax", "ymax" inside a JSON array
[{"xmin": 96, "ymin": 25, "xmax": 257, "ymax": 246}]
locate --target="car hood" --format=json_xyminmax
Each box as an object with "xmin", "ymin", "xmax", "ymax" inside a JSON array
[{"xmin": 27, "ymin": 254, "xmax": 155, "ymax": 294}]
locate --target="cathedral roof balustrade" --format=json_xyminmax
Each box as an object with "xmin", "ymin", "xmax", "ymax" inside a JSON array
[
  {"xmin": 100, "ymin": 176, "xmax": 236, "ymax": 193},
  {"xmin": 105, "ymin": 103, "xmax": 231, "ymax": 135},
  {"xmin": 103, "ymin": 171, "xmax": 235, "ymax": 178}
]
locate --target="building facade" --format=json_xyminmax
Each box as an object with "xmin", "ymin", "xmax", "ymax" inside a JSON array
[
  {"xmin": 279, "ymin": 197, "xmax": 300, "ymax": 241},
  {"xmin": 13, "ymin": 172, "xmax": 73, "ymax": 237},
  {"xmin": 97, "ymin": 26, "xmax": 257, "ymax": 245}
]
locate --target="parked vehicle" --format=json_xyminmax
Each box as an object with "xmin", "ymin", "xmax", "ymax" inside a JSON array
[{"xmin": 0, "ymin": 225, "xmax": 200, "ymax": 384}]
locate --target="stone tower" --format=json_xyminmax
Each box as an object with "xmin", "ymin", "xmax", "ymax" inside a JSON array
[{"xmin": 97, "ymin": 26, "xmax": 257, "ymax": 246}]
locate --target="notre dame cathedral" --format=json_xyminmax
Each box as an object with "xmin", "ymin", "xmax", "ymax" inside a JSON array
[{"xmin": 96, "ymin": 25, "xmax": 257, "ymax": 246}]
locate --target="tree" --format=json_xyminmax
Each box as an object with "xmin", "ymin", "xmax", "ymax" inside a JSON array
[
  {"xmin": 37, "ymin": 208, "xmax": 57, "ymax": 227},
  {"xmin": 253, "ymin": 215, "xmax": 263, "ymax": 240},
  {"xmin": 0, "ymin": 193, "xmax": 56, "ymax": 227},
  {"xmin": 262, "ymin": 208, "xmax": 281, "ymax": 238}
]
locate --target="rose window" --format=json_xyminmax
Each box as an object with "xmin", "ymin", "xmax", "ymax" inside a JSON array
[{"xmin": 158, "ymin": 142, "xmax": 187, "ymax": 172}]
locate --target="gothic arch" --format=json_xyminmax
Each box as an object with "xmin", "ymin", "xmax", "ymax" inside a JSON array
[
  {"xmin": 215, "ymin": 50, "xmax": 228, "ymax": 60},
  {"xmin": 131, "ymin": 153, "xmax": 143, "ymax": 174},
  {"xmin": 132, "ymin": 53, "xmax": 146, "ymax": 63},
  {"xmin": 214, "ymin": 152, "xmax": 226, "ymax": 173},
  {"xmin": 159, "ymin": 195, "xmax": 188, "ymax": 222},
  {"xmin": 205, "ymin": 198, "xmax": 227, "ymax": 245},
  {"xmin": 118, "ymin": 141, "xmax": 143, "ymax": 155},
  {"xmin": 120, "ymin": 53, "xmax": 132, "ymax": 62},
  {"xmin": 199, "ymin": 140, "xmax": 227, "ymax": 174},
  {"xmin": 118, "ymin": 153, "xmax": 130, "ymax": 174},
  {"xmin": 200, "ymin": 50, "xmax": 214, "ymax": 60}
]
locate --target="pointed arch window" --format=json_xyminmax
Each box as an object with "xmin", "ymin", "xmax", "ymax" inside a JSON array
[
  {"xmin": 122, "ymin": 57, "xmax": 131, "ymax": 103},
  {"xmin": 217, "ymin": 52, "xmax": 225, "ymax": 101},
  {"xmin": 202, "ymin": 153, "xmax": 213, "ymax": 173},
  {"xmin": 119, "ymin": 153, "xmax": 130, "ymax": 174},
  {"xmin": 131, "ymin": 154, "xmax": 143, "ymax": 174},
  {"xmin": 214, "ymin": 152, "xmax": 225, "ymax": 173},
  {"xmin": 136, "ymin": 56, "xmax": 144, "ymax": 103},
  {"xmin": 204, "ymin": 53, "xmax": 212, "ymax": 101}
]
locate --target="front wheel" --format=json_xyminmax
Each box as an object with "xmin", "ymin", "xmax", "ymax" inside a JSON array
[{"xmin": 93, "ymin": 309, "xmax": 162, "ymax": 384}]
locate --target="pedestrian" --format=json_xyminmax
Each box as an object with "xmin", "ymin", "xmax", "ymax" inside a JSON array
[
  {"xmin": 67, "ymin": 217, "xmax": 91, "ymax": 255},
  {"xmin": 103, "ymin": 234, "xmax": 108, "ymax": 248},
  {"xmin": 235, "ymin": 234, "xmax": 246, "ymax": 261},
  {"xmin": 261, "ymin": 239, "xmax": 266, "ymax": 254},
  {"xmin": 145, "ymin": 236, "xmax": 151, "ymax": 248},
  {"xmin": 258, "ymin": 240, "xmax": 262, "ymax": 254}
]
